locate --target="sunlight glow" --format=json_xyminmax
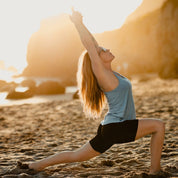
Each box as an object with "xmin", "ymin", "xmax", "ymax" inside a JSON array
[{"xmin": 0, "ymin": 0, "xmax": 142, "ymax": 76}]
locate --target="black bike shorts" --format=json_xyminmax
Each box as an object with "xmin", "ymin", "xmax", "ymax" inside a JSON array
[{"xmin": 89, "ymin": 119, "xmax": 138, "ymax": 153}]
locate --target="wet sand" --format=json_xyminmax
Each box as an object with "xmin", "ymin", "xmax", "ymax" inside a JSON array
[{"xmin": 0, "ymin": 76, "xmax": 177, "ymax": 178}]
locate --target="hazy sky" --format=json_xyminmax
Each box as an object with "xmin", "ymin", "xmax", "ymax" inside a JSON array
[{"xmin": 0, "ymin": 0, "xmax": 142, "ymax": 73}]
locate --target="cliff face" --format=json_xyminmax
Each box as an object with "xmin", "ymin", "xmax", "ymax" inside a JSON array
[
  {"xmin": 23, "ymin": 14, "xmax": 84, "ymax": 85},
  {"xmin": 125, "ymin": 0, "xmax": 166, "ymax": 23},
  {"xmin": 23, "ymin": 0, "xmax": 178, "ymax": 82},
  {"xmin": 158, "ymin": 0, "xmax": 178, "ymax": 78},
  {"xmin": 96, "ymin": 8, "xmax": 161, "ymax": 76},
  {"xmin": 96, "ymin": 0, "xmax": 178, "ymax": 78}
]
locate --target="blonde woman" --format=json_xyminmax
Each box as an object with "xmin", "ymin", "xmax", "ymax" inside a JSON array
[{"xmin": 19, "ymin": 9, "xmax": 165, "ymax": 175}]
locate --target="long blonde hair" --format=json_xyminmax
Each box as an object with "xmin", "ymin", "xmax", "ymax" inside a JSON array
[{"xmin": 77, "ymin": 50, "xmax": 106, "ymax": 118}]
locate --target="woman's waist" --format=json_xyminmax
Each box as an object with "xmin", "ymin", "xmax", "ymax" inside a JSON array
[
  {"xmin": 102, "ymin": 113, "xmax": 136, "ymax": 125},
  {"xmin": 104, "ymin": 112, "xmax": 124, "ymax": 124},
  {"xmin": 101, "ymin": 115, "xmax": 123, "ymax": 125},
  {"xmin": 106, "ymin": 109, "xmax": 125, "ymax": 117},
  {"xmin": 104, "ymin": 111, "xmax": 136, "ymax": 121}
]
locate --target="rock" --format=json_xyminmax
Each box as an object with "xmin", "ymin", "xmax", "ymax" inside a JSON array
[
  {"xmin": 6, "ymin": 88, "xmax": 35, "ymax": 99},
  {"xmin": 0, "ymin": 80, "xmax": 11, "ymax": 92},
  {"xmin": 158, "ymin": 0, "xmax": 178, "ymax": 78},
  {"xmin": 35, "ymin": 81, "xmax": 65, "ymax": 95},
  {"xmin": 23, "ymin": 14, "xmax": 83, "ymax": 82},
  {"xmin": 0, "ymin": 80, "xmax": 7, "ymax": 87},
  {"xmin": 60, "ymin": 77, "xmax": 77, "ymax": 87},
  {"xmin": 20, "ymin": 79, "xmax": 36, "ymax": 88},
  {"xmin": 0, "ymin": 82, "xmax": 18, "ymax": 92},
  {"xmin": 73, "ymin": 90, "xmax": 79, "ymax": 99}
]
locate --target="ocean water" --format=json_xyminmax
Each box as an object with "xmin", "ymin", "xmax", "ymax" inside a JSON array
[
  {"xmin": 0, "ymin": 86, "xmax": 78, "ymax": 106},
  {"xmin": 0, "ymin": 92, "xmax": 76, "ymax": 106},
  {"xmin": 0, "ymin": 69, "xmax": 78, "ymax": 106}
]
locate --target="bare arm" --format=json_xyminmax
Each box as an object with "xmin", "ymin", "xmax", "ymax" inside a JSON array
[
  {"xmin": 70, "ymin": 9, "xmax": 117, "ymax": 91},
  {"xmin": 70, "ymin": 9, "xmax": 99, "ymax": 50},
  {"xmin": 80, "ymin": 22, "xmax": 99, "ymax": 50},
  {"xmin": 70, "ymin": 9, "xmax": 103, "ymax": 71}
]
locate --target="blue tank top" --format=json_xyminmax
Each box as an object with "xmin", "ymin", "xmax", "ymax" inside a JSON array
[{"xmin": 101, "ymin": 72, "xmax": 136, "ymax": 125}]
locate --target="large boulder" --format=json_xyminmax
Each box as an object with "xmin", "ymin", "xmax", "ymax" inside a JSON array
[
  {"xmin": 0, "ymin": 81, "xmax": 17, "ymax": 92},
  {"xmin": 21, "ymin": 79, "xmax": 36, "ymax": 88},
  {"xmin": 0, "ymin": 80, "xmax": 7, "ymax": 87},
  {"xmin": 35, "ymin": 81, "xmax": 65, "ymax": 95},
  {"xmin": 73, "ymin": 90, "xmax": 79, "ymax": 99},
  {"xmin": 6, "ymin": 88, "xmax": 34, "ymax": 99}
]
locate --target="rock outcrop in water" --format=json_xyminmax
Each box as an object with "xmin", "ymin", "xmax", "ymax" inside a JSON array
[
  {"xmin": 35, "ymin": 81, "xmax": 65, "ymax": 95},
  {"xmin": 6, "ymin": 88, "xmax": 35, "ymax": 99}
]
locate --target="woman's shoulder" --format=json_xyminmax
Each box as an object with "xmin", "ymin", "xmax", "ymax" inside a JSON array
[{"xmin": 97, "ymin": 70, "xmax": 120, "ymax": 93}]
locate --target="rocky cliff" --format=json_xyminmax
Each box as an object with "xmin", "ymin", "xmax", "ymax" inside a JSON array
[
  {"xmin": 23, "ymin": 14, "xmax": 84, "ymax": 85},
  {"xmin": 23, "ymin": 0, "xmax": 178, "ymax": 83},
  {"xmin": 96, "ymin": 0, "xmax": 178, "ymax": 78},
  {"xmin": 158, "ymin": 0, "xmax": 178, "ymax": 78}
]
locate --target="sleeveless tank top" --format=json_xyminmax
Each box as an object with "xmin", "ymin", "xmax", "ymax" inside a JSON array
[{"xmin": 101, "ymin": 72, "xmax": 136, "ymax": 125}]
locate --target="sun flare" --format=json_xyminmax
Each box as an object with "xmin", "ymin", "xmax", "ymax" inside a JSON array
[{"xmin": 0, "ymin": 0, "xmax": 142, "ymax": 79}]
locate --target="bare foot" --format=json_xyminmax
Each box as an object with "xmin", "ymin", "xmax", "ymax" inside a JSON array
[{"xmin": 148, "ymin": 170, "xmax": 161, "ymax": 175}]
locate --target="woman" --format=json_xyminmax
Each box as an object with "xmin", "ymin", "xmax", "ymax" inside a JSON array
[{"xmin": 20, "ymin": 9, "xmax": 165, "ymax": 175}]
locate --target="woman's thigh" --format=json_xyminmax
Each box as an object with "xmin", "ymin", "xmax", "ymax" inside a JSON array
[{"xmin": 135, "ymin": 118, "xmax": 164, "ymax": 140}]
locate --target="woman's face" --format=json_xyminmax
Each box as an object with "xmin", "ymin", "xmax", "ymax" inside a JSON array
[{"xmin": 99, "ymin": 47, "xmax": 115, "ymax": 63}]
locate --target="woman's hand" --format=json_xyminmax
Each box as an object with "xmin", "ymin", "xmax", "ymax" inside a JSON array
[{"xmin": 70, "ymin": 8, "xmax": 83, "ymax": 24}]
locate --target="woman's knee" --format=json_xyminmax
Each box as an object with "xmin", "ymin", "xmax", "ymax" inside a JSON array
[
  {"xmin": 154, "ymin": 120, "xmax": 165, "ymax": 133},
  {"xmin": 135, "ymin": 119, "xmax": 165, "ymax": 139}
]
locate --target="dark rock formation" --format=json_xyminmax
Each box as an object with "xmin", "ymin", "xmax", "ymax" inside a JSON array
[
  {"xmin": 23, "ymin": 14, "xmax": 83, "ymax": 85},
  {"xmin": 125, "ymin": 0, "xmax": 166, "ymax": 23},
  {"xmin": 158, "ymin": 0, "xmax": 178, "ymax": 78},
  {"xmin": 73, "ymin": 90, "xmax": 79, "ymax": 99},
  {"xmin": 6, "ymin": 88, "xmax": 34, "ymax": 99},
  {"xmin": 96, "ymin": 0, "xmax": 178, "ymax": 78},
  {"xmin": 5, "ymin": 80, "xmax": 65, "ymax": 99},
  {"xmin": 0, "ymin": 80, "xmax": 17, "ymax": 92},
  {"xmin": 0, "ymin": 80, "xmax": 7, "ymax": 87},
  {"xmin": 35, "ymin": 81, "xmax": 65, "ymax": 95},
  {"xmin": 21, "ymin": 79, "xmax": 36, "ymax": 88}
]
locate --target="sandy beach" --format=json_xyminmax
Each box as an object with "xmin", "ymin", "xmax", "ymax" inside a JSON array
[{"xmin": 0, "ymin": 76, "xmax": 177, "ymax": 178}]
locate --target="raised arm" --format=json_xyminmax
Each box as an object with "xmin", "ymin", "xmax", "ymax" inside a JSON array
[
  {"xmin": 70, "ymin": 9, "xmax": 99, "ymax": 52},
  {"xmin": 70, "ymin": 9, "xmax": 103, "ymax": 73},
  {"xmin": 70, "ymin": 9, "xmax": 117, "ymax": 91}
]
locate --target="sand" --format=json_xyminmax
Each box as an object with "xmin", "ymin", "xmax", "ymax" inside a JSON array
[{"xmin": 0, "ymin": 76, "xmax": 177, "ymax": 178}]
